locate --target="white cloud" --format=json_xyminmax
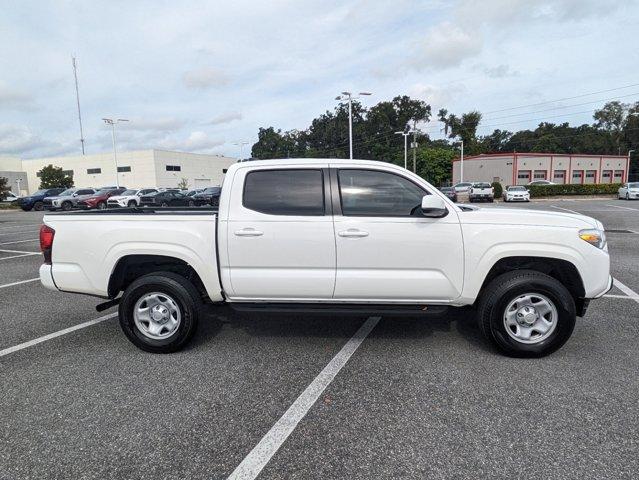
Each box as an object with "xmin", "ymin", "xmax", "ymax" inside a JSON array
[
  {"xmin": 412, "ymin": 22, "xmax": 482, "ymax": 70},
  {"xmin": 0, "ymin": 83, "xmax": 34, "ymax": 111},
  {"xmin": 182, "ymin": 67, "xmax": 230, "ymax": 89},
  {"xmin": 208, "ymin": 111, "xmax": 242, "ymax": 125},
  {"xmin": 125, "ymin": 117, "xmax": 185, "ymax": 132},
  {"xmin": 158, "ymin": 131, "xmax": 225, "ymax": 152},
  {"xmin": 480, "ymin": 64, "xmax": 519, "ymax": 79}
]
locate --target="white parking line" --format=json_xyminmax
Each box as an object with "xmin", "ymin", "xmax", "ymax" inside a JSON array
[
  {"xmin": 0, "ymin": 253, "xmax": 40, "ymax": 261},
  {"xmin": 227, "ymin": 316, "xmax": 380, "ymax": 480},
  {"xmin": 606, "ymin": 204, "xmax": 639, "ymax": 211},
  {"xmin": 550, "ymin": 205, "xmax": 580, "ymax": 214},
  {"xmin": 603, "ymin": 294, "xmax": 639, "ymax": 300},
  {"xmin": 0, "ymin": 248, "xmax": 39, "ymax": 254},
  {"xmin": 0, "ymin": 313, "xmax": 118, "ymax": 358},
  {"xmin": 0, "ymin": 278, "xmax": 39, "ymax": 289},
  {"xmin": 613, "ymin": 278, "xmax": 639, "ymax": 306},
  {"xmin": 0, "ymin": 239, "xmax": 38, "ymax": 245}
]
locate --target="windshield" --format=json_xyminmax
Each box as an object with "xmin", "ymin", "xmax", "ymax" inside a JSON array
[
  {"xmin": 58, "ymin": 188, "xmax": 75, "ymax": 196},
  {"xmin": 94, "ymin": 189, "xmax": 114, "ymax": 195},
  {"xmin": 629, "ymin": 183, "xmax": 639, "ymax": 188},
  {"xmin": 203, "ymin": 187, "xmax": 221, "ymax": 193},
  {"xmin": 121, "ymin": 190, "xmax": 137, "ymax": 195},
  {"xmin": 473, "ymin": 183, "xmax": 491, "ymax": 188},
  {"xmin": 508, "ymin": 186, "xmax": 526, "ymax": 191}
]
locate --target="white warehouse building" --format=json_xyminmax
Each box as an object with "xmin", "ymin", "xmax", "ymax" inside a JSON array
[{"xmin": 0, "ymin": 149, "xmax": 237, "ymax": 195}]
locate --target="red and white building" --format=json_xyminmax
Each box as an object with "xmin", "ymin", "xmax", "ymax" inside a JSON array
[{"xmin": 452, "ymin": 152, "xmax": 629, "ymax": 186}]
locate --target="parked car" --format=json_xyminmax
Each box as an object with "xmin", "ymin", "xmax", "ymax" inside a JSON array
[
  {"xmin": 16, "ymin": 187, "xmax": 66, "ymax": 211},
  {"xmin": 453, "ymin": 182, "xmax": 473, "ymax": 193},
  {"xmin": 618, "ymin": 182, "xmax": 639, "ymax": 200},
  {"xmin": 503, "ymin": 185, "xmax": 530, "ymax": 202},
  {"xmin": 76, "ymin": 187, "xmax": 127, "ymax": 210},
  {"xmin": 139, "ymin": 190, "xmax": 192, "ymax": 207},
  {"xmin": 528, "ymin": 180, "xmax": 555, "ymax": 186},
  {"xmin": 469, "ymin": 182, "xmax": 494, "ymax": 202},
  {"xmin": 184, "ymin": 188, "xmax": 204, "ymax": 197},
  {"xmin": 439, "ymin": 186, "xmax": 457, "ymax": 202},
  {"xmin": 107, "ymin": 188, "xmax": 158, "ymax": 208},
  {"xmin": 1, "ymin": 191, "xmax": 20, "ymax": 204},
  {"xmin": 192, "ymin": 186, "xmax": 222, "ymax": 206},
  {"xmin": 43, "ymin": 188, "xmax": 96, "ymax": 211},
  {"xmin": 40, "ymin": 158, "xmax": 611, "ymax": 357}
]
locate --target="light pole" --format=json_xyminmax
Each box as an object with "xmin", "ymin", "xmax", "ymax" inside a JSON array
[
  {"xmin": 102, "ymin": 118, "xmax": 128, "ymax": 188},
  {"xmin": 628, "ymin": 149, "xmax": 636, "ymax": 183},
  {"xmin": 233, "ymin": 141, "xmax": 250, "ymax": 160},
  {"xmin": 395, "ymin": 130, "xmax": 410, "ymax": 169},
  {"xmin": 457, "ymin": 140, "xmax": 465, "ymax": 183},
  {"xmin": 335, "ymin": 91, "xmax": 372, "ymax": 159}
]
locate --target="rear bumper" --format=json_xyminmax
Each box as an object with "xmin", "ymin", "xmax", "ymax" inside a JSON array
[{"xmin": 39, "ymin": 264, "xmax": 57, "ymax": 291}]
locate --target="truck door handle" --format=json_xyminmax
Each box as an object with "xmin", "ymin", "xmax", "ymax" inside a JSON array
[
  {"xmin": 234, "ymin": 228, "xmax": 263, "ymax": 237},
  {"xmin": 338, "ymin": 229, "xmax": 369, "ymax": 238}
]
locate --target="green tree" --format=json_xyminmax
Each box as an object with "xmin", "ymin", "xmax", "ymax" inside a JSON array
[
  {"xmin": 0, "ymin": 177, "xmax": 10, "ymax": 200},
  {"xmin": 38, "ymin": 164, "xmax": 74, "ymax": 189},
  {"xmin": 177, "ymin": 177, "xmax": 189, "ymax": 189},
  {"xmin": 415, "ymin": 147, "xmax": 456, "ymax": 186}
]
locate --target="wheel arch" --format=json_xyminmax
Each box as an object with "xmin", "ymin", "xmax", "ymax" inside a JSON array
[{"xmin": 108, "ymin": 254, "xmax": 209, "ymax": 300}]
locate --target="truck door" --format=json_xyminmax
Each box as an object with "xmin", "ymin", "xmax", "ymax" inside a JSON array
[
  {"xmin": 331, "ymin": 167, "xmax": 464, "ymax": 302},
  {"xmin": 223, "ymin": 165, "xmax": 336, "ymax": 300}
]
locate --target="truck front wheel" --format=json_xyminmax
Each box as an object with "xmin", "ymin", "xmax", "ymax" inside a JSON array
[
  {"xmin": 118, "ymin": 272, "xmax": 202, "ymax": 353},
  {"xmin": 477, "ymin": 270, "xmax": 576, "ymax": 357}
]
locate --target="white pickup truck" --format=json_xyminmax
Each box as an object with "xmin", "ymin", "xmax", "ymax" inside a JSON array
[{"xmin": 39, "ymin": 158, "xmax": 612, "ymax": 357}]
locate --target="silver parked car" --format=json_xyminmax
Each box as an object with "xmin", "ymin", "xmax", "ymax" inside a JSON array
[
  {"xmin": 453, "ymin": 182, "xmax": 473, "ymax": 193},
  {"xmin": 43, "ymin": 188, "xmax": 96, "ymax": 211},
  {"xmin": 618, "ymin": 182, "xmax": 639, "ymax": 200}
]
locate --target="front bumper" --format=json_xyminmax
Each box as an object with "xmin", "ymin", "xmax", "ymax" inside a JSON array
[{"xmin": 593, "ymin": 275, "xmax": 614, "ymax": 299}]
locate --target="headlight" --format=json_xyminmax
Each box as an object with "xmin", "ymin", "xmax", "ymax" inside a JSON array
[{"xmin": 579, "ymin": 228, "xmax": 606, "ymax": 249}]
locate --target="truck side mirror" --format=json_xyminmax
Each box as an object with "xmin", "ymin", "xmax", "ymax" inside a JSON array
[{"xmin": 421, "ymin": 195, "xmax": 448, "ymax": 218}]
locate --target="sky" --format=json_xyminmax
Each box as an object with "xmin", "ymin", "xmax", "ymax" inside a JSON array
[{"xmin": 1, "ymin": 0, "xmax": 638, "ymax": 159}]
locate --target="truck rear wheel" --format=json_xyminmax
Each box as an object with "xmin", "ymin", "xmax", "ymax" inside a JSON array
[
  {"xmin": 118, "ymin": 272, "xmax": 202, "ymax": 353},
  {"xmin": 477, "ymin": 270, "xmax": 576, "ymax": 357}
]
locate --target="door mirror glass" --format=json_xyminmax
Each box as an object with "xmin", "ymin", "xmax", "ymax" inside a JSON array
[{"xmin": 421, "ymin": 195, "xmax": 448, "ymax": 218}]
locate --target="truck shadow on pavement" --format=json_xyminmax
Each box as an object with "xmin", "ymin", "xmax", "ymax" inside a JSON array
[{"xmin": 191, "ymin": 305, "xmax": 489, "ymax": 353}]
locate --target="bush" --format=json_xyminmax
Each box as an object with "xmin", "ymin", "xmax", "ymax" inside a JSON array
[
  {"xmin": 491, "ymin": 181, "xmax": 503, "ymax": 198},
  {"xmin": 527, "ymin": 183, "xmax": 622, "ymax": 197}
]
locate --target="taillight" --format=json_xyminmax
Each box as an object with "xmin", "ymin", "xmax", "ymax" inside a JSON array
[{"xmin": 40, "ymin": 224, "xmax": 55, "ymax": 264}]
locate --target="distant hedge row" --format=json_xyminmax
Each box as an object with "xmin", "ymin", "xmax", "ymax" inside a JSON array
[{"xmin": 527, "ymin": 183, "xmax": 622, "ymax": 197}]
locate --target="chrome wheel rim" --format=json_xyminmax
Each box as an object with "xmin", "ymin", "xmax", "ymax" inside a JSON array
[
  {"xmin": 133, "ymin": 292, "xmax": 181, "ymax": 340},
  {"xmin": 503, "ymin": 293, "xmax": 558, "ymax": 344}
]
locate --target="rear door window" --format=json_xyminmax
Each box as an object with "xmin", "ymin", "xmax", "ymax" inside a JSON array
[{"xmin": 243, "ymin": 169, "xmax": 325, "ymax": 216}]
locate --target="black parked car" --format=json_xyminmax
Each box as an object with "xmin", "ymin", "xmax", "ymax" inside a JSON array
[
  {"xmin": 139, "ymin": 190, "xmax": 192, "ymax": 207},
  {"xmin": 192, "ymin": 186, "xmax": 222, "ymax": 206},
  {"xmin": 439, "ymin": 186, "xmax": 457, "ymax": 202}
]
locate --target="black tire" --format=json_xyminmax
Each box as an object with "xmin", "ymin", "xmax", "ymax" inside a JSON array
[
  {"xmin": 21, "ymin": 206, "xmax": 32, "ymax": 212},
  {"xmin": 161, "ymin": 201, "xmax": 169, "ymax": 207},
  {"xmin": 128, "ymin": 200, "xmax": 137, "ymax": 207},
  {"xmin": 97, "ymin": 201, "xmax": 107, "ymax": 210},
  {"xmin": 61, "ymin": 201, "xmax": 72, "ymax": 211},
  {"xmin": 477, "ymin": 270, "xmax": 576, "ymax": 358},
  {"xmin": 33, "ymin": 201, "xmax": 44, "ymax": 211},
  {"xmin": 188, "ymin": 200, "xmax": 195, "ymax": 207},
  {"xmin": 118, "ymin": 272, "xmax": 202, "ymax": 353},
  {"xmin": 626, "ymin": 193, "xmax": 630, "ymax": 201}
]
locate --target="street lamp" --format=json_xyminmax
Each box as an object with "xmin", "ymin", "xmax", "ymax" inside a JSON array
[
  {"xmin": 457, "ymin": 139, "xmax": 465, "ymax": 183},
  {"xmin": 233, "ymin": 141, "xmax": 250, "ymax": 160},
  {"xmin": 102, "ymin": 118, "xmax": 129, "ymax": 188},
  {"xmin": 335, "ymin": 91, "xmax": 372, "ymax": 159},
  {"xmin": 395, "ymin": 130, "xmax": 410, "ymax": 169}
]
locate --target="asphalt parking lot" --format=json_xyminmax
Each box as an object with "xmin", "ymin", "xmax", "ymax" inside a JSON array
[{"xmin": 1, "ymin": 199, "xmax": 638, "ymax": 480}]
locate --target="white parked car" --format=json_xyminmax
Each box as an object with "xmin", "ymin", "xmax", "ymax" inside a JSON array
[
  {"xmin": 39, "ymin": 158, "xmax": 611, "ymax": 357},
  {"xmin": 528, "ymin": 180, "xmax": 555, "ymax": 186},
  {"xmin": 618, "ymin": 182, "xmax": 639, "ymax": 200},
  {"xmin": 453, "ymin": 182, "xmax": 473, "ymax": 193},
  {"xmin": 503, "ymin": 186, "xmax": 530, "ymax": 202},
  {"xmin": 1, "ymin": 191, "xmax": 20, "ymax": 203},
  {"xmin": 107, "ymin": 188, "xmax": 158, "ymax": 208}
]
